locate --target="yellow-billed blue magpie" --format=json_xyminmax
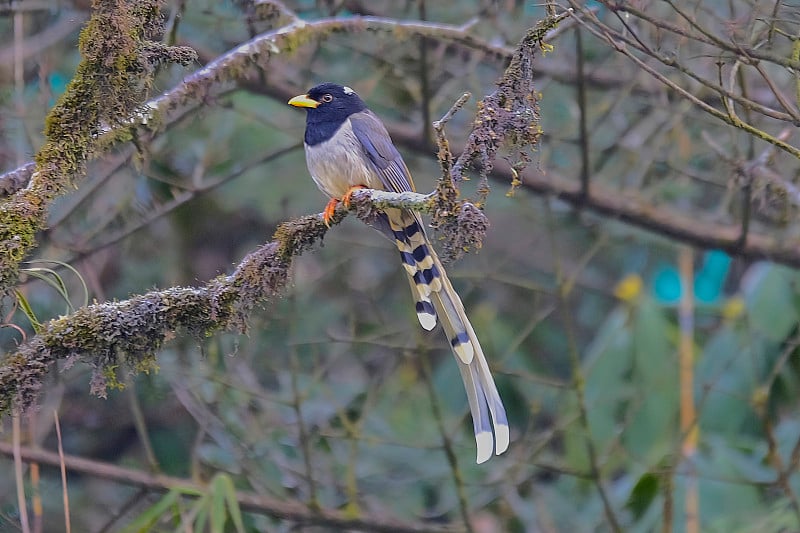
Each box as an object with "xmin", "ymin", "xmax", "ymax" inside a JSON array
[{"xmin": 289, "ymin": 82, "xmax": 508, "ymax": 463}]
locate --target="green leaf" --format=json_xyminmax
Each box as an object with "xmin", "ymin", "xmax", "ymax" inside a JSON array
[
  {"xmin": 743, "ymin": 264, "xmax": 799, "ymax": 342},
  {"xmin": 626, "ymin": 472, "xmax": 660, "ymax": 520},
  {"xmin": 120, "ymin": 489, "xmax": 180, "ymax": 533},
  {"xmin": 23, "ymin": 267, "xmax": 70, "ymax": 306},
  {"xmin": 584, "ymin": 306, "xmax": 633, "ymax": 453},
  {"xmin": 221, "ymin": 474, "xmax": 246, "ymax": 533},
  {"xmin": 624, "ymin": 298, "xmax": 678, "ymax": 462},
  {"xmin": 20, "ymin": 259, "xmax": 89, "ymax": 314},
  {"xmin": 38, "ymin": 259, "xmax": 89, "ymax": 307},
  {"xmin": 194, "ymin": 502, "xmax": 209, "ymax": 533},
  {"xmin": 14, "ymin": 290, "xmax": 42, "ymax": 333},
  {"xmin": 679, "ymin": 447, "xmax": 763, "ymax": 530},
  {"xmin": 696, "ymin": 326, "xmax": 758, "ymax": 435},
  {"xmin": 210, "ymin": 474, "xmax": 227, "ymax": 533}
]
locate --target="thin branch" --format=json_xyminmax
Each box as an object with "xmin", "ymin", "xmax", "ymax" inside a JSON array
[
  {"xmin": 565, "ymin": 3, "xmax": 800, "ymax": 160},
  {"xmin": 0, "ymin": 441, "xmax": 463, "ymax": 533},
  {"xmin": 607, "ymin": 0, "xmax": 800, "ymax": 70},
  {"xmin": 55, "ymin": 144, "xmax": 300, "ymax": 262},
  {"xmin": 53, "ymin": 411, "xmax": 71, "ymax": 533},
  {"xmin": 419, "ymin": 352, "xmax": 474, "ymax": 533},
  {"xmin": 678, "ymin": 247, "xmax": 698, "ymax": 533},
  {"xmin": 13, "ymin": 414, "xmax": 30, "ymax": 533},
  {"xmin": 289, "ymin": 347, "xmax": 319, "ymax": 509},
  {"xmin": 761, "ymin": 417, "xmax": 800, "ymax": 524},
  {"xmin": 544, "ymin": 201, "xmax": 622, "ymax": 532},
  {"xmin": 0, "ymin": 187, "xmax": 467, "ymax": 415},
  {"xmin": 563, "ymin": 1, "xmax": 799, "ymax": 127},
  {"xmin": 0, "ymin": 12, "xmax": 86, "ymax": 78},
  {"xmin": 575, "ymin": 26, "xmax": 590, "ymax": 200}
]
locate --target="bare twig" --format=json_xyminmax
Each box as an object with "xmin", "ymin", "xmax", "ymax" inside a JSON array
[
  {"xmin": 678, "ymin": 247, "xmax": 698, "ymax": 533},
  {"xmin": 419, "ymin": 351, "xmax": 475, "ymax": 532},
  {"xmin": 575, "ymin": 27, "xmax": 590, "ymax": 200},
  {"xmin": 544, "ymin": 202, "xmax": 622, "ymax": 533},
  {"xmin": 289, "ymin": 347, "xmax": 319, "ymax": 509},
  {"xmin": 13, "ymin": 413, "xmax": 31, "ymax": 533},
  {"xmin": 0, "ymin": 441, "xmax": 464, "ymax": 533},
  {"xmin": 53, "ymin": 411, "xmax": 70, "ymax": 533},
  {"xmin": 606, "ymin": 0, "xmax": 800, "ymax": 70}
]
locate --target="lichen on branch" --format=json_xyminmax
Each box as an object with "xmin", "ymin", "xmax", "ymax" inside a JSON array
[
  {"xmin": 0, "ymin": 210, "xmax": 328, "ymax": 414},
  {"xmin": 0, "ymin": 8, "xmax": 574, "ymax": 415},
  {"xmin": 0, "ymin": 0, "xmax": 196, "ymax": 292},
  {"xmin": 0, "ymin": 189, "xmax": 453, "ymax": 414},
  {"xmin": 453, "ymin": 11, "xmax": 568, "ymax": 199},
  {"xmin": 434, "ymin": 11, "xmax": 568, "ymax": 259}
]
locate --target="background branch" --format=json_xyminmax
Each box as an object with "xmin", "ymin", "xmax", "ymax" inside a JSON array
[
  {"xmin": 3, "ymin": 1, "xmax": 800, "ymax": 530},
  {"xmin": 0, "ymin": 441, "xmax": 461, "ymax": 533}
]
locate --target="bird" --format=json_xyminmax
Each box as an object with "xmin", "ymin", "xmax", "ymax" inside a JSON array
[{"xmin": 289, "ymin": 82, "xmax": 509, "ymax": 463}]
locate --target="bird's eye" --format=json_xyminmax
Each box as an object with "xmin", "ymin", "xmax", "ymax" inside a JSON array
[{"xmin": 321, "ymin": 94, "xmax": 333, "ymax": 103}]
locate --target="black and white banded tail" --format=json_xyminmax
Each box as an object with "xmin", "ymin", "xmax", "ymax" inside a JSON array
[{"xmin": 387, "ymin": 209, "xmax": 509, "ymax": 463}]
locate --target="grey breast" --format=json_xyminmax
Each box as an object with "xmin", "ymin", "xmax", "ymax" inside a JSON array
[{"xmin": 304, "ymin": 119, "xmax": 384, "ymax": 199}]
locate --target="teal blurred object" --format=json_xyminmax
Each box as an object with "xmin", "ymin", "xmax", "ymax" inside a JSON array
[
  {"xmin": 653, "ymin": 250, "xmax": 731, "ymax": 303},
  {"xmin": 654, "ymin": 264, "xmax": 681, "ymax": 303},
  {"xmin": 47, "ymin": 73, "xmax": 68, "ymax": 106},
  {"xmin": 695, "ymin": 250, "xmax": 731, "ymax": 303}
]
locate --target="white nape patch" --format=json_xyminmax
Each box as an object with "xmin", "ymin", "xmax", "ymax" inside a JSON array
[{"xmin": 343, "ymin": 86, "xmax": 355, "ymax": 95}]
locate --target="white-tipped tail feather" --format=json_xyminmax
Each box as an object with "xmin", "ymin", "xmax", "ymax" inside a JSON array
[
  {"xmin": 415, "ymin": 250, "xmax": 508, "ymax": 462},
  {"xmin": 406, "ymin": 276, "xmax": 437, "ymax": 331},
  {"xmin": 389, "ymin": 211, "xmax": 508, "ymax": 462},
  {"xmin": 475, "ymin": 433, "xmax": 495, "ymax": 464}
]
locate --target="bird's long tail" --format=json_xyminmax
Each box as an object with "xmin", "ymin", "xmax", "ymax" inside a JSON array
[{"xmin": 387, "ymin": 209, "xmax": 509, "ymax": 464}]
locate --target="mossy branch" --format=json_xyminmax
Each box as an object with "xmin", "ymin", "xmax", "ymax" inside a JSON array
[
  {"xmin": 0, "ymin": 187, "xmax": 482, "ymax": 414},
  {"xmin": 0, "ymin": 9, "xmax": 571, "ymax": 293},
  {"xmin": 0, "ymin": 9, "xmax": 566, "ymax": 413},
  {"xmin": 0, "ymin": 214, "xmax": 301, "ymax": 414},
  {"xmin": 0, "ymin": 0, "xmax": 196, "ymax": 292},
  {"xmin": 452, "ymin": 10, "xmax": 568, "ymax": 199}
]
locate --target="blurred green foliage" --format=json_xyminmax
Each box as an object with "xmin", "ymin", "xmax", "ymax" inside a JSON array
[{"xmin": 2, "ymin": 1, "xmax": 800, "ymax": 532}]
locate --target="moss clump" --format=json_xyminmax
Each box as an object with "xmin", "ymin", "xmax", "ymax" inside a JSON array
[
  {"xmin": 434, "ymin": 12, "xmax": 568, "ymax": 259},
  {"xmin": 1, "ymin": 0, "xmax": 196, "ymax": 293},
  {"xmin": 452, "ymin": 11, "xmax": 567, "ymax": 202},
  {"xmin": 0, "ymin": 192, "xmax": 46, "ymax": 288}
]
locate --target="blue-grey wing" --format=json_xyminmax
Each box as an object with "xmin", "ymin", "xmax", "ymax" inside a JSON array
[
  {"xmin": 350, "ymin": 113, "xmax": 443, "ymax": 336},
  {"xmin": 350, "ymin": 111, "xmax": 417, "ymax": 194}
]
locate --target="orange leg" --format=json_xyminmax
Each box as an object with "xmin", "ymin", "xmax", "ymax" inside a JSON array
[
  {"xmin": 322, "ymin": 198, "xmax": 340, "ymax": 227},
  {"xmin": 322, "ymin": 186, "xmax": 366, "ymax": 227},
  {"xmin": 342, "ymin": 185, "xmax": 366, "ymax": 208}
]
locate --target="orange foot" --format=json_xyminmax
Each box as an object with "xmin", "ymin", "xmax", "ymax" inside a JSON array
[
  {"xmin": 342, "ymin": 185, "xmax": 366, "ymax": 208},
  {"xmin": 322, "ymin": 198, "xmax": 340, "ymax": 227},
  {"xmin": 322, "ymin": 186, "xmax": 367, "ymax": 227}
]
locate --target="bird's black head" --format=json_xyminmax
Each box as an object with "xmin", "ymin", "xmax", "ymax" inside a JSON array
[{"xmin": 288, "ymin": 83, "xmax": 368, "ymax": 145}]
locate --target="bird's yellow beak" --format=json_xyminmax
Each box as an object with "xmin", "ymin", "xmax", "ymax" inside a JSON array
[{"xmin": 288, "ymin": 94, "xmax": 319, "ymax": 108}]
